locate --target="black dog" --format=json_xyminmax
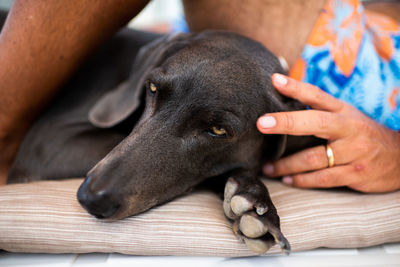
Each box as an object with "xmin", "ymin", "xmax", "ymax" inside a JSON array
[{"xmin": 8, "ymin": 28, "xmax": 320, "ymax": 254}]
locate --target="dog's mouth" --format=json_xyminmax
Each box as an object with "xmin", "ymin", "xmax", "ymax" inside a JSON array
[
  {"xmin": 77, "ymin": 177, "xmax": 163, "ymax": 220},
  {"xmin": 91, "ymin": 207, "xmax": 121, "ymax": 220},
  {"xmin": 91, "ymin": 205, "xmax": 124, "ymax": 221},
  {"xmin": 79, "ymin": 196, "xmax": 148, "ymax": 221},
  {"xmin": 91, "ymin": 199, "xmax": 160, "ymax": 221}
]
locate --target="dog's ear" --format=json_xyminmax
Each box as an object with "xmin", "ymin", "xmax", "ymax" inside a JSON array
[{"xmin": 89, "ymin": 33, "xmax": 193, "ymax": 128}]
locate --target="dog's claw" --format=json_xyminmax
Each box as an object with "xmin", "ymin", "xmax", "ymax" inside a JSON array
[
  {"xmin": 278, "ymin": 233, "xmax": 291, "ymax": 255},
  {"xmin": 223, "ymin": 176, "xmax": 291, "ymax": 255},
  {"xmin": 255, "ymin": 203, "xmax": 268, "ymax": 215}
]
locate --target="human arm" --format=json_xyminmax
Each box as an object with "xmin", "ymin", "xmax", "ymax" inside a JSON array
[{"xmin": 0, "ymin": 0, "xmax": 149, "ymax": 185}]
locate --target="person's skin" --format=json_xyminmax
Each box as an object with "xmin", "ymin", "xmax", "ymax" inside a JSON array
[
  {"xmin": 183, "ymin": 0, "xmax": 326, "ymax": 69},
  {"xmin": 0, "ymin": 0, "xmax": 150, "ymax": 185},
  {"xmin": 257, "ymin": 74, "xmax": 400, "ymax": 193}
]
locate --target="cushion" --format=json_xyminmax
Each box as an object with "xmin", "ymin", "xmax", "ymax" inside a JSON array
[{"xmin": 0, "ymin": 178, "xmax": 399, "ymax": 257}]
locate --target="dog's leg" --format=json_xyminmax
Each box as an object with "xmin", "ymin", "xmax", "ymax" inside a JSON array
[{"xmin": 223, "ymin": 175, "xmax": 290, "ymax": 255}]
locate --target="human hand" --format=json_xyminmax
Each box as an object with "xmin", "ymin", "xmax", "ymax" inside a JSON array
[{"xmin": 257, "ymin": 74, "xmax": 400, "ymax": 193}]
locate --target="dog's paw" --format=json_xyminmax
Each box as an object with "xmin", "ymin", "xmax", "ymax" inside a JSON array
[{"xmin": 223, "ymin": 177, "xmax": 290, "ymax": 255}]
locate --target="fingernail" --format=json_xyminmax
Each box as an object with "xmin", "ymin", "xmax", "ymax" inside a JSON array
[
  {"xmin": 282, "ymin": 176, "xmax": 293, "ymax": 185},
  {"xmin": 258, "ymin": 116, "xmax": 276, "ymax": 128},
  {"xmin": 263, "ymin": 164, "xmax": 274, "ymax": 175},
  {"xmin": 273, "ymin": 74, "xmax": 288, "ymax": 86}
]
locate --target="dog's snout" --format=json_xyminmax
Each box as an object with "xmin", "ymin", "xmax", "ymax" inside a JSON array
[{"xmin": 77, "ymin": 176, "xmax": 120, "ymax": 219}]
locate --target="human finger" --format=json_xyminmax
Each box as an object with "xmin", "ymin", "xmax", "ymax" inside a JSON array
[
  {"xmin": 264, "ymin": 142, "xmax": 351, "ymax": 177},
  {"xmin": 257, "ymin": 110, "xmax": 350, "ymax": 140},
  {"xmin": 272, "ymin": 74, "xmax": 345, "ymax": 113},
  {"xmin": 282, "ymin": 165, "xmax": 356, "ymax": 189}
]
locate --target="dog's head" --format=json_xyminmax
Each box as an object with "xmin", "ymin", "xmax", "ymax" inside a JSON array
[{"xmin": 77, "ymin": 31, "xmax": 296, "ymax": 219}]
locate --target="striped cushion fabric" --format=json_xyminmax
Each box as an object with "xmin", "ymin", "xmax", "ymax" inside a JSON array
[{"xmin": 0, "ymin": 178, "xmax": 399, "ymax": 256}]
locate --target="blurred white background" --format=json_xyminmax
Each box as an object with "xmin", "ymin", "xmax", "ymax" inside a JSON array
[
  {"xmin": 0, "ymin": 0, "xmax": 12, "ymax": 10},
  {"xmin": 129, "ymin": 0, "xmax": 185, "ymax": 32}
]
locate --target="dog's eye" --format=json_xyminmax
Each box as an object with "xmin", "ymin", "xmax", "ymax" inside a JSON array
[
  {"xmin": 148, "ymin": 82, "xmax": 157, "ymax": 94},
  {"xmin": 208, "ymin": 126, "xmax": 228, "ymax": 137}
]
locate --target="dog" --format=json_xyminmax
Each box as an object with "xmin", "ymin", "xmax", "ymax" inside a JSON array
[{"xmin": 7, "ymin": 27, "xmax": 321, "ymax": 254}]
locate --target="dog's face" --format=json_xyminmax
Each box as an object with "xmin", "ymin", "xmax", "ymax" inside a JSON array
[{"xmin": 77, "ymin": 31, "xmax": 289, "ymax": 220}]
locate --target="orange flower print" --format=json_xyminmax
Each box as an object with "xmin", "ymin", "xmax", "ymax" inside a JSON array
[
  {"xmin": 365, "ymin": 10, "xmax": 399, "ymax": 61},
  {"xmin": 389, "ymin": 88, "xmax": 399, "ymax": 111},
  {"xmin": 308, "ymin": 0, "xmax": 363, "ymax": 77},
  {"xmin": 289, "ymin": 58, "xmax": 307, "ymax": 81}
]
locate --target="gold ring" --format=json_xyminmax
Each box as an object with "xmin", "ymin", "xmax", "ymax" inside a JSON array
[{"xmin": 326, "ymin": 144, "xmax": 335, "ymax": 168}]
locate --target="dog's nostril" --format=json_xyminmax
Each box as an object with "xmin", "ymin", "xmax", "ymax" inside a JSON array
[{"xmin": 77, "ymin": 176, "xmax": 120, "ymax": 219}]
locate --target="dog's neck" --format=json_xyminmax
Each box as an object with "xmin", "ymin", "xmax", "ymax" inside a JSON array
[{"xmin": 183, "ymin": 0, "xmax": 327, "ymax": 69}]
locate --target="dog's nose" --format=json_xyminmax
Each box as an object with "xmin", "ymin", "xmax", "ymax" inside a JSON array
[{"xmin": 77, "ymin": 176, "xmax": 120, "ymax": 219}]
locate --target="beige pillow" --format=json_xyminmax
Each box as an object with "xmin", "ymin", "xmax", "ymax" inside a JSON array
[{"xmin": 0, "ymin": 178, "xmax": 399, "ymax": 256}]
